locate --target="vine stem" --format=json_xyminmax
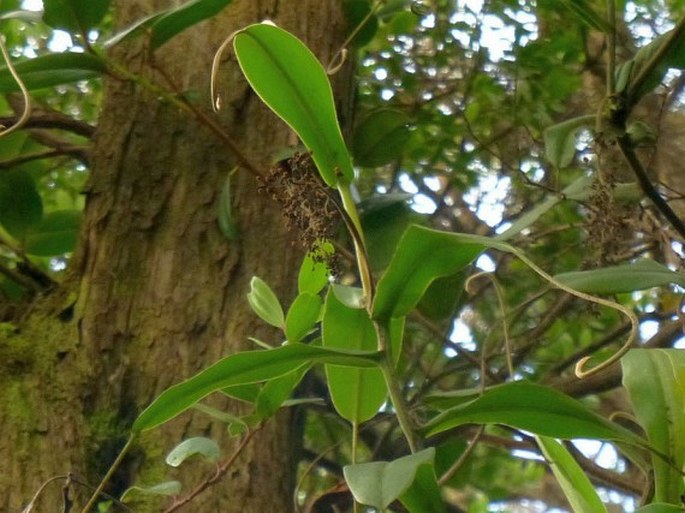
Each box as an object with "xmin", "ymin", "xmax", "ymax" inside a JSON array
[
  {"xmin": 80, "ymin": 436, "xmax": 135, "ymax": 513},
  {"xmin": 509, "ymin": 247, "xmax": 638, "ymax": 378}
]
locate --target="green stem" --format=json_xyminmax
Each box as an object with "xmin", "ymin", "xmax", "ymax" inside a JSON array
[
  {"xmin": 376, "ymin": 321, "xmax": 418, "ymax": 453},
  {"xmin": 81, "ymin": 436, "xmax": 135, "ymax": 513},
  {"xmin": 337, "ymin": 184, "xmax": 375, "ymax": 308}
]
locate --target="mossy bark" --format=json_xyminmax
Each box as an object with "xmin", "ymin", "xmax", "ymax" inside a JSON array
[{"xmin": 0, "ymin": 1, "xmax": 351, "ymax": 511}]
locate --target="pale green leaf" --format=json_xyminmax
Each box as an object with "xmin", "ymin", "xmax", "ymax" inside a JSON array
[
  {"xmin": 165, "ymin": 437, "xmax": 220, "ymax": 467},
  {"xmin": 543, "ymin": 115, "xmax": 594, "ymax": 169},
  {"xmin": 555, "ymin": 259, "xmax": 685, "ymax": 294},
  {"xmin": 343, "ymin": 448, "xmax": 435, "ymax": 510},
  {"xmin": 247, "ymin": 276, "xmax": 285, "ymax": 329},
  {"xmin": 121, "ymin": 481, "xmax": 182, "ymax": 501},
  {"xmin": 623, "ymin": 349, "xmax": 685, "ymax": 503}
]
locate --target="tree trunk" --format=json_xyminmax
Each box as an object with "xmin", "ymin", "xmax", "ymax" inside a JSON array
[{"xmin": 0, "ymin": 1, "xmax": 351, "ymax": 511}]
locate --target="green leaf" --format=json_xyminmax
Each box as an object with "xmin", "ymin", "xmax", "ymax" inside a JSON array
[
  {"xmin": 247, "ymin": 276, "xmax": 285, "ymax": 329},
  {"xmin": 103, "ymin": 12, "xmax": 164, "ymax": 47},
  {"xmin": 0, "ymin": 10, "xmax": 42, "ymax": 22},
  {"xmin": 424, "ymin": 381, "xmax": 646, "ymax": 447},
  {"xmin": 43, "ymin": 0, "xmax": 109, "ymax": 33},
  {"xmin": 255, "ymin": 365, "xmax": 310, "ymax": 419},
  {"xmin": 217, "ymin": 173, "xmax": 239, "ymax": 240},
  {"xmin": 372, "ymin": 226, "xmax": 487, "ymax": 320},
  {"xmin": 233, "ymin": 23, "xmax": 354, "ymax": 186},
  {"xmin": 24, "ymin": 210, "xmax": 81, "ymax": 256},
  {"xmin": 497, "ymin": 176, "xmax": 592, "ymax": 241},
  {"xmin": 536, "ymin": 436, "xmax": 608, "ymax": 513},
  {"xmin": 132, "ymin": 343, "xmax": 381, "ymax": 432},
  {"xmin": 398, "ymin": 462, "xmax": 447, "ymax": 513},
  {"xmin": 636, "ymin": 505, "xmax": 685, "ymax": 513},
  {"xmin": 352, "ymin": 109, "xmax": 412, "ymax": 167},
  {"xmin": 543, "ymin": 115, "xmax": 594, "ymax": 169},
  {"xmin": 624, "ymin": 29, "xmax": 685, "ymax": 100},
  {"xmin": 121, "ymin": 481, "xmax": 182, "ymax": 501},
  {"xmin": 555, "ymin": 259, "xmax": 685, "ymax": 294},
  {"xmin": 331, "ymin": 283, "xmax": 366, "ymax": 309},
  {"xmin": 323, "ymin": 290, "xmax": 386, "ymax": 423},
  {"xmin": 0, "ymin": 53, "xmax": 106, "ymax": 92},
  {"xmin": 360, "ymin": 193, "xmax": 423, "ymax": 272},
  {"xmin": 149, "ymin": 0, "xmax": 234, "ymax": 49},
  {"xmin": 285, "ymin": 292, "xmax": 322, "ymax": 343},
  {"xmin": 298, "ymin": 251, "xmax": 330, "ymax": 295},
  {"xmin": 165, "ymin": 437, "xmax": 220, "ymax": 467},
  {"xmin": 343, "ymin": 448, "xmax": 436, "ymax": 510},
  {"xmin": 623, "ymin": 349, "xmax": 685, "ymax": 503},
  {"xmin": 0, "ymin": 169, "xmax": 43, "ymax": 239}
]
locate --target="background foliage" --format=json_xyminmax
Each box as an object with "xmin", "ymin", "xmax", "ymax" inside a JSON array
[{"xmin": 3, "ymin": 0, "xmax": 685, "ymax": 512}]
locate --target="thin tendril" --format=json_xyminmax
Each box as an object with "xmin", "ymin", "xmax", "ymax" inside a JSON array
[{"xmin": 0, "ymin": 35, "xmax": 32, "ymax": 139}]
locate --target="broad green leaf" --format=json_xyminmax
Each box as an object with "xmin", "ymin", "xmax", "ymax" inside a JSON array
[
  {"xmin": 132, "ymin": 343, "xmax": 381, "ymax": 432},
  {"xmin": 219, "ymin": 383, "xmax": 261, "ymax": 404},
  {"xmin": 149, "ymin": 0, "xmax": 234, "ymax": 49},
  {"xmin": 24, "ymin": 210, "xmax": 81, "ymax": 256},
  {"xmin": 360, "ymin": 193, "xmax": 423, "ymax": 272},
  {"xmin": 255, "ymin": 364, "xmax": 310, "ymax": 419},
  {"xmin": 343, "ymin": 448, "xmax": 435, "ymax": 510},
  {"xmin": 398, "ymin": 462, "xmax": 447, "ymax": 513},
  {"xmin": 233, "ymin": 24, "xmax": 354, "ymax": 186},
  {"xmin": 121, "ymin": 481, "xmax": 181, "ymax": 501},
  {"xmin": 43, "ymin": 0, "xmax": 109, "ymax": 33},
  {"xmin": 247, "ymin": 276, "xmax": 285, "ymax": 329},
  {"xmin": 555, "ymin": 259, "xmax": 685, "ymax": 294},
  {"xmin": 323, "ymin": 290, "xmax": 386, "ymax": 422},
  {"xmin": 636, "ymin": 505, "xmax": 685, "ymax": 513},
  {"xmin": 0, "ymin": 53, "xmax": 106, "ymax": 92},
  {"xmin": 424, "ymin": 381, "xmax": 646, "ymax": 447},
  {"xmin": 297, "ymin": 251, "xmax": 330, "ymax": 295},
  {"xmin": 543, "ymin": 115, "xmax": 594, "ymax": 169},
  {"xmin": 536, "ymin": 436, "xmax": 608, "ymax": 513},
  {"xmin": 372, "ymin": 226, "xmax": 487, "ymax": 320},
  {"xmin": 285, "ymin": 293, "xmax": 322, "ymax": 343},
  {"xmin": 417, "ymin": 271, "xmax": 467, "ymax": 320},
  {"xmin": 0, "ymin": 169, "xmax": 43, "ymax": 239},
  {"xmin": 352, "ymin": 109, "xmax": 412, "ymax": 167},
  {"xmin": 623, "ymin": 349, "xmax": 685, "ymax": 503},
  {"xmin": 165, "ymin": 437, "xmax": 220, "ymax": 467},
  {"xmin": 103, "ymin": 12, "xmax": 164, "ymax": 47}
]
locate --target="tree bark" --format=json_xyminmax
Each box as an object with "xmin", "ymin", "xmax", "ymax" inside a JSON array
[{"xmin": 0, "ymin": 1, "xmax": 351, "ymax": 511}]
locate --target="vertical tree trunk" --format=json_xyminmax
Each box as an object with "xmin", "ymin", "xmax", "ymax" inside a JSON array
[{"xmin": 0, "ymin": 1, "xmax": 351, "ymax": 511}]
